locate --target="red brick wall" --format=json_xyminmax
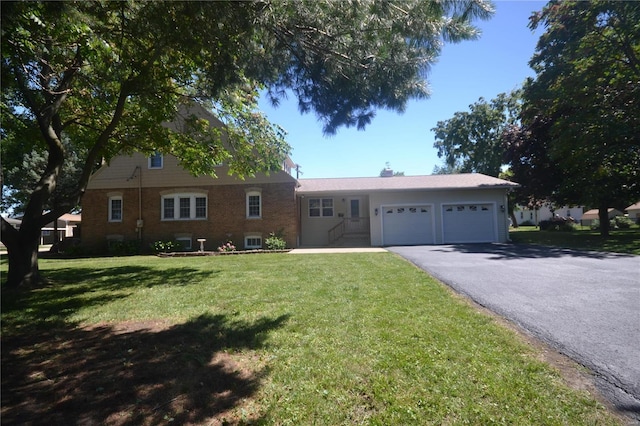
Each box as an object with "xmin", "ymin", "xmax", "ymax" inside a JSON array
[{"xmin": 81, "ymin": 182, "xmax": 298, "ymax": 253}]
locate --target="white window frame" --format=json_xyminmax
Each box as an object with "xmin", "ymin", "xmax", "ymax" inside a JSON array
[
  {"xmin": 109, "ymin": 196, "xmax": 123, "ymax": 222},
  {"xmin": 309, "ymin": 198, "xmax": 334, "ymax": 217},
  {"xmin": 148, "ymin": 152, "xmax": 163, "ymax": 169},
  {"xmin": 246, "ymin": 190, "xmax": 262, "ymax": 219},
  {"xmin": 176, "ymin": 237, "xmax": 192, "ymax": 250},
  {"xmin": 244, "ymin": 235, "xmax": 263, "ymax": 249},
  {"xmin": 161, "ymin": 193, "xmax": 207, "ymax": 221}
]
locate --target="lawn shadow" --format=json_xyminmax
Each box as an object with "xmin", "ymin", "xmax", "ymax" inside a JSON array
[
  {"xmin": 1, "ymin": 265, "xmax": 220, "ymax": 333},
  {"xmin": 1, "ymin": 312, "xmax": 289, "ymax": 425},
  {"xmin": 437, "ymin": 243, "xmax": 634, "ymax": 260}
]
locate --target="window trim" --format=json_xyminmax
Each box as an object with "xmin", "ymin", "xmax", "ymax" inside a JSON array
[
  {"xmin": 176, "ymin": 237, "xmax": 192, "ymax": 250},
  {"xmin": 161, "ymin": 193, "xmax": 207, "ymax": 221},
  {"xmin": 309, "ymin": 197, "xmax": 334, "ymax": 218},
  {"xmin": 246, "ymin": 190, "xmax": 262, "ymax": 219},
  {"xmin": 108, "ymin": 195, "xmax": 123, "ymax": 222},
  {"xmin": 244, "ymin": 235, "xmax": 263, "ymax": 249},
  {"xmin": 148, "ymin": 152, "xmax": 163, "ymax": 169}
]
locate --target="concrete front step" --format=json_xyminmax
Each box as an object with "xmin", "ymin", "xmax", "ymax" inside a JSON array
[{"xmin": 329, "ymin": 233, "xmax": 371, "ymax": 248}]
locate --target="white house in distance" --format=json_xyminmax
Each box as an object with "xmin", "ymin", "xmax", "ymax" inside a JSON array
[
  {"xmin": 41, "ymin": 213, "xmax": 82, "ymax": 245},
  {"xmin": 514, "ymin": 205, "xmax": 584, "ymax": 226},
  {"xmin": 625, "ymin": 202, "xmax": 640, "ymax": 223},
  {"xmin": 1, "ymin": 213, "xmax": 81, "ymax": 246}
]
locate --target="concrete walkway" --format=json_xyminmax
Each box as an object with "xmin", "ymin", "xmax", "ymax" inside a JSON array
[{"xmin": 288, "ymin": 247, "xmax": 387, "ymax": 254}]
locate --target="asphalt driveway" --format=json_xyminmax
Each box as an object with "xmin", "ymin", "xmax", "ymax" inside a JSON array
[{"xmin": 388, "ymin": 244, "xmax": 640, "ymax": 420}]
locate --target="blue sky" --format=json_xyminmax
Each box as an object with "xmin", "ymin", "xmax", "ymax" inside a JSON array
[{"xmin": 258, "ymin": 1, "xmax": 547, "ymax": 179}]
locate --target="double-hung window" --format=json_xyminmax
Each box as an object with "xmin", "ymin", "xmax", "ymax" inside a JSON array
[
  {"xmin": 309, "ymin": 198, "xmax": 333, "ymax": 217},
  {"xmin": 109, "ymin": 196, "xmax": 123, "ymax": 222},
  {"xmin": 246, "ymin": 189, "xmax": 262, "ymax": 219},
  {"xmin": 162, "ymin": 193, "xmax": 207, "ymax": 220}
]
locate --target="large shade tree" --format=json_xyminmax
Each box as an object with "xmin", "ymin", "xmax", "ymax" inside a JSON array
[
  {"xmin": 508, "ymin": 0, "xmax": 640, "ymax": 236},
  {"xmin": 432, "ymin": 90, "xmax": 521, "ymax": 176},
  {"xmin": 431, "ymin": 91, "xmax": 521, "ymax": 225},
  {"xmin": 1, "ymin": 0, "xmax": 494, "ymax": 287}
]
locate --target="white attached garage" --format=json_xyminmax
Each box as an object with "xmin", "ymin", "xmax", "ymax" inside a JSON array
[
  {"xmin": 382, "ymin": 204, "xmax": 434, "ymax": 246},
  {"xmin": 442, "ymin": 203, "xmax": 497, "ymax": 243},
  {"xmin": 296, "ymin": 173, "xmax": 518, "ymax": 247}
]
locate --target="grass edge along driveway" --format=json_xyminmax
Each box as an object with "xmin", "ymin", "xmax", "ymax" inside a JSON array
[{"xmin": 1, "ymin": 253, "xmax": 625, "ymax": 425}]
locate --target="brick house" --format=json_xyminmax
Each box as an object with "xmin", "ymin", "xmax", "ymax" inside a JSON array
[
  {"xmin": 83, "ymin": 154, "xmax": 519, "ymax": 251},
  {"xmin": 81, "ymin": 103, "xmax": 518, "ymax": 251},
  {"xmin": 81, "ymin": 152, "xmax": 298, "ymax": 252}
]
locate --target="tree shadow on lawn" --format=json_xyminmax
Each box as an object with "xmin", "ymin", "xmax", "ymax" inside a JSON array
[
  {"xmin": 1, "ymin": 312, "xmax": 289, "ymax": 425},
  {"xmin": 436, "ymin": 243, "xmax": 634, "ymax": 260},
  {"xmin": 1, "ymin": 265, "xmax": 220, "ymax": 333},
  {"xmin": 2, "ymin": 264, "xmax": 288, "ymax": 424}
]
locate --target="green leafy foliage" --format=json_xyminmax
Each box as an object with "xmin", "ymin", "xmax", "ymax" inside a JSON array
[
  {"xmin": 107, "ymin": 240, "xmax": 140, "ymax": 256},
  {"xmin": 432, "ymin": 90, "xmax": 521, "ymax": 176},
  {"xmin": 508, "ymin": 1, "xmax": 640, "ymax": 235},
  {"xmin": 1, "ymin": 0, "xmax": 494, "ymax": 286},
  {"xmin": 264, "ymin": 232, "xmax": 287, "ymax": 251},
  {"xmin": 611, "ymin": 216, "xmax": 634, "ymax": 229},
  {"xmin": 150, "ymin": 240, "xmax": 182, "ymax": 254}
]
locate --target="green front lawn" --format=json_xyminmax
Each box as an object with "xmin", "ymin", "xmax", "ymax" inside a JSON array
[
  {"xmin": 1, "ymin": 254, "xmax": 621, "ymax": 424},
  {"xmin": 510, "ymin": 226, "xmax": 640, "ymax": 255}
]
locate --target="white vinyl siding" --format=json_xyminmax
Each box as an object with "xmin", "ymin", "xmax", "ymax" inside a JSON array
[
  {"xmin": 309, "ymin": 198, "xmax": 333, "ymax": 217},
  {"xmin": 148, "ymin": 152, "xmax": 163, "ymax": 169}
]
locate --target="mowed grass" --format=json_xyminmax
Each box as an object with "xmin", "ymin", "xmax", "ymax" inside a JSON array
[
  {"xmin": 1, "ymin": 253, "xmax": 621, "ymax": 425},
  {"xmin": 510, "ymin": 226, "xmax": 640, "ymax": 255}
]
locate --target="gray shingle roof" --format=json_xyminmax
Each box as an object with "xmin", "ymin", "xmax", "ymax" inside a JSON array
[{"xmin": 297, "ymin": 173, "xmax": 518, "ymax": 194}]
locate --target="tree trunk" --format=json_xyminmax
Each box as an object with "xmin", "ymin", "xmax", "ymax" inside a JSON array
[
  {"xmin": 598, "ymin": 204, "xmax": 610, "ymax": 238},
  {"xmin": 510, "ymin": 212, "xmax": 519, "ymax": 228},
  {"xmin": 1, "ymin": 218, "xmax": 42, "ymax": 288},
  {"xmin": 5, "ymin": 239, "xmax": 41, "ymax": 288}
]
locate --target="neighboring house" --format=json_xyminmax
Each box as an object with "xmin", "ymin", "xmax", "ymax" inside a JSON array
[
  {"xmin": 297, "ymin": 173, "xmax": 518, "ymax": 247},
  {"xmin": 625, "ymin": 202, "xmax": 640, "ymax": 223},
  {"xmin": 2, "ymin": 214, "xmax": 81, "ymax": 245},
  {"xmin": 41, "ymin": 213, "xmax": 82, "ymax": 245},
  {"xmin": 580, "ymin": 208, "xmax": 623, "ymax": 227},
  {"xmin": 514, "ymin": 205, "xmax": 584, "ymax": 226},
  {"xmin": 82, "ymin": 152, "xmax": 298, "ymax": 252}
]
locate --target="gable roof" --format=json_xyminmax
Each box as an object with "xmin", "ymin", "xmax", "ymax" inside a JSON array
[
  {"xmin": 625, "ymin": 202, "xmax": 640, "ymax": 211},
  {"xmin": 297, "ymin": 173, "xmax": 518, "ymax": 194},
  {"xmin": 581, "ymin": 208, "xmax": 624, "ymax": 220}
]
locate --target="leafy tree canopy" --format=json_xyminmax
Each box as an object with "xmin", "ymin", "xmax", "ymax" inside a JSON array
[
  {"xmin": 1, "ymin": 0, "xmax": 493, "ymax": 287},
  {"xmin": 513, "ymin": 1, "xmax": 640, "ymax": 223},
  {"xmin": 432, "ymin": 90, "xmax": 521, "ymax": 176}
]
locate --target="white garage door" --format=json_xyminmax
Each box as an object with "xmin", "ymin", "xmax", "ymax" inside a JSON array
[
  {"xmin": 382, "ymin": 205, "xmax": 434, "ymax": 245},
  {"xmin": 443, "ymin": 204, "xmax": 496, "ymax": 243}
]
